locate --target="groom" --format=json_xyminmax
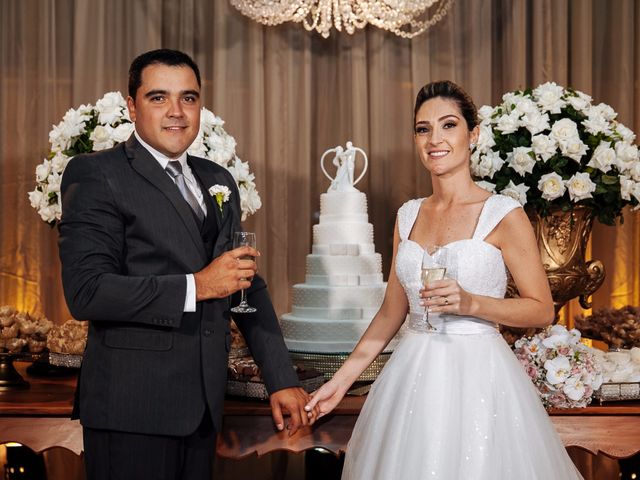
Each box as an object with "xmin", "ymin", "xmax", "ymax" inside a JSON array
[{"xmin": 58, "ymin": 49, "xmax": 316, "ymax": 479}]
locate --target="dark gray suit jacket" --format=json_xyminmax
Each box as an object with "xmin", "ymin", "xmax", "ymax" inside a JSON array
[{"xmin": 58, "ymin": 135, "xmax": 298, "ymax": 435}]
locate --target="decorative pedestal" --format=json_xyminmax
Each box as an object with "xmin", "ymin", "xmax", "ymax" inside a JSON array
[{"xmin": 289, "ymin": 351, "xmax": 392, "ymax": 382}]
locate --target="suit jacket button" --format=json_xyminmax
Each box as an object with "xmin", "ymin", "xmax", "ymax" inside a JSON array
[{"xmin": 203, "ymin": 329, "xmax": 212, "ymax": 336}]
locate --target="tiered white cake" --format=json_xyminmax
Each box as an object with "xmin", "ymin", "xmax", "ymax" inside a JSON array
[{"xmin": 281, "ymin": 143, "xmax": 395, "ymax": 354}]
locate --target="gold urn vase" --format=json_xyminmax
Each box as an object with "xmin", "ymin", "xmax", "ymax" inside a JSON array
[
  {"xmin": 523, "ymin": 206, "xmax": 606, "ymax": 316},
  {"xmin": 502, "ymin": 206, "xmax": 605, "ymax": 343}
]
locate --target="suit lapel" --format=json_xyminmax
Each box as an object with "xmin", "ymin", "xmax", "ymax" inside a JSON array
[
  {"xmin": 188, "ymin": 157, "xmax": 235, "ymax": 259},
  {"xmin": 125, "ymin": 137, "xmax": 207, "ymax": 263}
]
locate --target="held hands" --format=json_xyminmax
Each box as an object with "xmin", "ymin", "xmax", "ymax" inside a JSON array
[
  {"xmin": 194, "ymin": 246, "xmax": 259, "ymax": 301},
  {"xmin": 270, "ymin": 387, "xmax": 320, "ymax": 436},
  {"xmin": 420, "ymin": 278, "xmax": 473, "ymax": 315},
  {"xmin": 304, "ymin": 378, "xmax": 349, "ymax": 420}
]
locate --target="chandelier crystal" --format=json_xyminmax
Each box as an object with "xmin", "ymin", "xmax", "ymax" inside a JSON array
[{"xmin": 230, "ymin": 0, "xmax": 455, "ymax": 39}]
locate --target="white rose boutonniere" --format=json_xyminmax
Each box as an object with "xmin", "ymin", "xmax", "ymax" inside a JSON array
[{"xmin": 209, "ymin": 185, "xmax": 231, "ymax": 216}]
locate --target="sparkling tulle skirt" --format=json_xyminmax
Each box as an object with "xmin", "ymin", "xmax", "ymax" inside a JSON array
[{"xmin": 342, "ymin": 329, "xmax": 583, "ymax": 480}]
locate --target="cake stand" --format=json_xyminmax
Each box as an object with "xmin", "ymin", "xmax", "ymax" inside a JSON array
[{"xmin": 288, "ymin": 350, "xmax": 393, "ymax": 382}]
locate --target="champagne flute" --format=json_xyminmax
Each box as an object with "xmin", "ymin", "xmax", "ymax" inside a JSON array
[
  {"xmin": 230, "ymin": 231, "xmax": 257, "ymax": 314},
  {"xmin": 420, "ymin": 245, "xmax": 449, "ymax": 331}
]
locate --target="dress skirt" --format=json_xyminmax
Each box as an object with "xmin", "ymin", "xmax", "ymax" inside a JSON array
[{"xmin": 341, "ymin": 329, "xmax": 583, "ymax": 480}]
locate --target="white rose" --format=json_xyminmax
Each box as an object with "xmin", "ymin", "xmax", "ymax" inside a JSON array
[
  {"xmin": 471, "ymin": 153, "xmax": 492, "ymax": 178},
  {"xmin": 207, "ymin": 132, "xmax": 236, "ymax": 165},
  {"xmin": 566, "ymin": 172, "xmax": 596, "ymax": 202},
  {"xmin": 620, "ymin": 175, "xmax": 634, "ymax": 201},
  {"xmin": 615, "ymin": 142, "xmax": 639, "ymax": 173},
  {"xmin": 96, "ymin": 91, "xmax": 126, "ymax": 125},
  {"xmin": 188, "ymin": 134, "xmax": 208, "ymax": 158},
  {"xmin": 112, "ymin": 122, "xmax": 134, "ymax": 143},
  {"xmin": 50, "ymin": 152, "xmax": 70, "ymax": 173},
  {"xmin": 495, "ymin": 111, "xmax": 521, "ymax": 134},
  {"xmin": 550, "ymin": 118, "xmax": 579, "ymax": 144},
  {"xmin": 587, "ymin": 141, "xmax": 616, "ymax": 173},
  {"xmin": 487, "ymin": 150, "xmax": 505, "ymax": 175},
  {"xmin": 522, "ymin": 110, "xmax": 550, "ymax": 136},
  {"xmin": 560, "ymin": 138, "xmax": 589, "ymax": 163},
  {"xmin": 566, "ymin": 91, "xmax": 591, "ymax": 113},
  {"xmin": 48, "ymin": 122, "xmax": 71, "ymax": 152},
  {"xmin": 583, "ymin": 113, "xmax": 612, "ymax": 136},
  {"xmin": 45, "ymin": 172, "xmax": 62, "ymax": 194},
  {"xmin": 90, "ymin": 125, "xmax": 115, "ymax": 151},
  {"xmin": 28, "ymin": 189, "xmax": 45, "ymax": 209},
  {"xmin": 475, "ymin": 180, "xmax": 496, "ymax": 193},
  {"xmin": 75, "ymin": 103, "xmax": 92, "ymax": 116},
  {"xmin": 477, "ymin": 105, "xmax": 495, "ymax": 122},
  {"xmin": 61, "ymin": 108, "xmax": 91, "ymax": 138},
  {"xmin": 476, "ymin": 124, "xmax": 496, "ymax": 152},
  {"xmin": 38, "ymin": 204, "xmax": 60, "ymax": 223},
  {"xmin": 615, "ymin": 122, "xmax": 636, "ymax": 143},
  {"xmin": 531, "ymin": 134, "xmax": 557, "ymax": 162},
  {"xmin": 533, "ymin": 82, "xmax": 566, "ymax": 113},
  {"xmin": 502, "ymin": 92, "xmax": 526, "ymax": 112},
  {"xmin": 537, "ymin": 172, "xmax": 566, "ymax": 201},
  {"xmin": 500, "ymin": 180, "xmax": 529, "ymax": 205},
  {"xmin": 239, "ymin": 185, "xmax": 262, "ymax": 222},
  {"xmin": 228, "ymin": 157, "xmax": 254, "ymax": 183},
  {"xmin": 514, "ymin": 97, "xmax": 539, "ymax": 116},
  {"xmin": 35, "ymin": 160, "xmax": 51, "ymax": 182},
  {"xmin": 593, "ymin": 102, "xmax": 617, "ymax": 121},
  {"xmin": 507, "ymin": 147, "xmax": 536, "ymax": 176}
]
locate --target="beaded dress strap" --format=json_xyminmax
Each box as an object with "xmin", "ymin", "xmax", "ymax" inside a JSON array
[
  {"xmin": 397, "ymin": 199, "xmax": 423, "ymax": 241},
  {"xmin": 472, "ymin": 195, "xmax": 522, "ymax": 241}
]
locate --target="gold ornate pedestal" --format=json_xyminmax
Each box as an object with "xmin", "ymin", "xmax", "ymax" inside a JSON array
[
  {"xmin": 503, "ymin": 206, "xmax": 606, "ymax": 343},
  {"xmin": 529, "ymin": 206, "xmax": 605, "ymax": 315}
]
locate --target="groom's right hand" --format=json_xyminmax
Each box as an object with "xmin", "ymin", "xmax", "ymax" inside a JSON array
[{"xmin": 194, "ymin": 246, "xmax": 259, "ymax": 300}]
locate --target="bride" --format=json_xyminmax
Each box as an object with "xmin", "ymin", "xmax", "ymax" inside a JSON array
[{"xmin": 305, "ymin": 81, "xmax": 584, "ymax": 479}]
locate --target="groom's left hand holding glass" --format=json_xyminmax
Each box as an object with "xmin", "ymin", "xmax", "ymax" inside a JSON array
[{"xmin": 193, "ymin": 245, "xmax": 260, "ymax": 301}]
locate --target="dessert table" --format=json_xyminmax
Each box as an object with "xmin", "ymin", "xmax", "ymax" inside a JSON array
[{"xmin": 1, "ymin": 362, "xmax": 640, "ymax": 461}]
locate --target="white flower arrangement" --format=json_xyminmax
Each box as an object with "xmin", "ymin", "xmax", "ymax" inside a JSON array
[
  {"xmin": 472, "ymin": 82, "xmax": 640, "ymax": 226},
  {"xmin": 29, "ymin": 91, "xmax": 262, "ymax": 224},
  {"xmin": 513, "ymin": 324, "xmax": 603, "ymax": 409}
]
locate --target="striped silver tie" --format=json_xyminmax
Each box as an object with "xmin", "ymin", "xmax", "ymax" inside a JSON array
[{"xmin": 165, "ymin": 161, "xmax": 205, "ymax": 223}]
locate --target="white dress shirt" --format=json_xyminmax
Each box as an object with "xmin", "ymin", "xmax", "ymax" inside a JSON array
[{"xmin": 134, "ymin": 130, "xmax": 203, "ymax": 312}]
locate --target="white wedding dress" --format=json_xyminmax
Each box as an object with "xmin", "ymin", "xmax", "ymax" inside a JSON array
[{"xmin": 341, "ymin": 195, "xmax": 583, "ymax": 480}]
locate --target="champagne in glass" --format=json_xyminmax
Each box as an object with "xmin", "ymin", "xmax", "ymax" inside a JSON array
[
  {"xmin": 230, "ymin": 231, "xmax": 257, "ymax": 314},
  {"xmin": 420, "ymin": 246, "xmax": 449, "ymax": 331}
]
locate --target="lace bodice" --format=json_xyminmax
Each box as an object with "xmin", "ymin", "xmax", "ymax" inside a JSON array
[{"xmin": 395, "ymin": 194, "xmax": 521, "ymax": 334}]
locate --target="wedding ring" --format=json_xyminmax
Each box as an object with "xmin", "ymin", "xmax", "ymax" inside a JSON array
[{"xmin": 443, "ymin": 297, "xmax": 449, "ymax": 305}]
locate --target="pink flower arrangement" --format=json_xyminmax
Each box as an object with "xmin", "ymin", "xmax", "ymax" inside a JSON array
[{"xmin": 513, "ymin": 324, "xmax": 603, "ymax": 408}]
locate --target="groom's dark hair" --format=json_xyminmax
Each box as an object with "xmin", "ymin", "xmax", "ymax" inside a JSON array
[{"xmin": 128, "ymin": 49, "xmax": 201, "ymax": 99}]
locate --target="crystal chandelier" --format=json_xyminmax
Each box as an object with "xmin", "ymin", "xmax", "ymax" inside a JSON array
[{"xmin": 230, "ymin": 0, "xmax": 455, "ymax": 39}]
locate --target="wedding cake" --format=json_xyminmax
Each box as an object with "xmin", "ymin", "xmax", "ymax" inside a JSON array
[{"xmin": 281, "ymin": 142, "xmax": 397, "ymax": 355}]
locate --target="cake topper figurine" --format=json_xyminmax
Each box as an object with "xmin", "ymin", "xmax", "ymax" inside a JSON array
[{"xmin": 321, "ymin": 141, "xmax": 368, "ymax": 192}]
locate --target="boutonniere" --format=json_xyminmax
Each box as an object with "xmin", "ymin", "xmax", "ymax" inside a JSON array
[{"xmin": 208, "ymin": 185, "xmax": 231, "ymax": 216}]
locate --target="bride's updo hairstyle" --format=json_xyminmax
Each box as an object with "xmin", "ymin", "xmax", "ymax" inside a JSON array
[{"xmin": 414, "ymin": 81, "xmax": 479, "ymax": 132}]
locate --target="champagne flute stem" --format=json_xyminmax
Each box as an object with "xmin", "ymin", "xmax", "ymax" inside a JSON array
[{"xmin": 239, "ymin": 288, "xmax": 247, "ymax": 306}]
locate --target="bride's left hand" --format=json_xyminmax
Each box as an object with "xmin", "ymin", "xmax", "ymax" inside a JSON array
[{"xmin": 420, "ymin": 279, "xmax": 472, "ymax": 315}]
